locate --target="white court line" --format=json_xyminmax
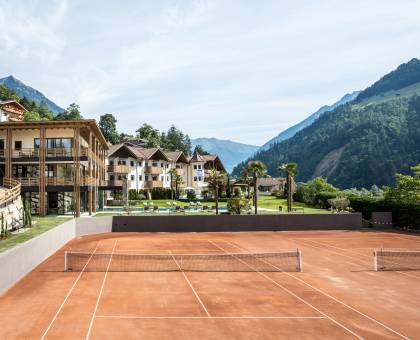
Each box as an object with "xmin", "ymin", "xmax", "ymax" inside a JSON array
[
  {"xmin": 95, "ymin": 315, "xmax": 325, "ymax": 319},
  {"xmin": 226, "ymin": 241, "xmax": 410, "ymax": 340},
  {"xmin": 40, "ymin": 241, "xmax": 101, "ymax": 340},
  {"xmin": 207, "ymin": 240, "xmax": 363, "ymax": 340},
  {"xmin": 298, "ymin": 238, "xmax": 420, "ymax": 280},
  {"xmin": 168, "ymin": 250, "xmax": 211, "ymax": 317},
  {"xmin": 85, "ymin": 240, "xmax": 117, "ymax": 340}
]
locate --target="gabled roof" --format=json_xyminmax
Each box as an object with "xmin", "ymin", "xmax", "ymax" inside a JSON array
[
  {"xmin": 107, "ymin": 143, "xmax": 170, "ymax": 161},
  {"xmin": 106, "ymin": 143, "xmax": 139, "ymax": 158},
  {"xmin": 0, "ymin": 100, "xmax": 28, "ymax": 112},
  {"xmin": 164, "ymin": 150, "xmax": 189, "ymax": 163}
]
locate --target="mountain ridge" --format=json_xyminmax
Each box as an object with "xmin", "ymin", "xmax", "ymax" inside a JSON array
[
  {"xmin": 191, "ymin": 137, "xmax": 259, "ymax": 173},
  {"xmin": 232, "ymin": 58, "xmax": 420, "ymax": 188},
  {"xmin": 0, "ymin": 75, "xmax": 64, "ymax": 114}
]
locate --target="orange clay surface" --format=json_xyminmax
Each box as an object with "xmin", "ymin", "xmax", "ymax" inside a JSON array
[{"xmin": 1, "ymin": 230, "xmax": 420, "ymax": 339}]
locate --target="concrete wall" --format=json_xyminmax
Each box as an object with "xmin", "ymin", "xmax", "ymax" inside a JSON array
[
  {"xmin": 113, "ymin": 213, "xmax": 362, "ymax": 232},
  {"xmin": 75, "ymin": 216, "xmax": 113, "ymax": 236},
  {"xmin": 0, "ymin": 218, "xmax": 76, "ymax": 294}
]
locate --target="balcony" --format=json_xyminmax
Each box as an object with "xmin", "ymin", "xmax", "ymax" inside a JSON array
[
  {"xmin": 145, "ymin": 166, "xmax": 163, "ymax": 174},
  {"xmin": 16, "ymin": 176, "xmax": 93, "ymax": 186},
  {"xmin": 144, "ymin": 180, "xmax": 163, "ymax": 189},
  {"xmin": 107, "ymin": 180, "xmax": 131, "ymax": 187},
  {"xmin": 107, "ymin": 164, "xmax": 130, "ymax": 173},
  {"xmin": 10, "ymin": 147, "xmax": 89, "ymax": 158}
]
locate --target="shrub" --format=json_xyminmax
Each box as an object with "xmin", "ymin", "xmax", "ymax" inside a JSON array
[
  {"xmin": 227, "ymin": 196, "xmax": 252, "ymax": 214},
  {"xmin": 186, "ymin": 189, "xmax": 197, "ymax": 202},
  {"xmin": 151, "ymin": 188, "xmax": 172, "ymax": 199},
  {"xmin": 327, "ymin": 197, "xmax": 350, "ymax": 212}
]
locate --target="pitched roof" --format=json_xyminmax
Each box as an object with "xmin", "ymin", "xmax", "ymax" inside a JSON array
[{"xmin": 164, "ymin": 150, "xmax": 188, "ymax": 163}]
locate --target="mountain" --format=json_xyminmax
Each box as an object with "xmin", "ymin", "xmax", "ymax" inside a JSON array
[
  {"xmin": 191, "ymin": 138, "xmax": 259, "ymax": 173},
  {"xmin": 0, "ymin": 75, "xmax": 64, "ymax": 113},
  {"xmin": 232, "ymin": 58, "xmax": 420, "ymax": 188},
  {"xmin": 259, "ymin": 91, "xmax": 360, "ymax": 151}
]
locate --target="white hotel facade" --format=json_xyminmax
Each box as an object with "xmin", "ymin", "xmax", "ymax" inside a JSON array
[{"xmin": 106, "ymin": 142, "xmax": 225, "ymax": 194}]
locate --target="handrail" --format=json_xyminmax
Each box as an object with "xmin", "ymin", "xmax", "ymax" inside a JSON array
[{"xmin": 0, "ymin": 177, "xmax": 21, "ymax": 208}]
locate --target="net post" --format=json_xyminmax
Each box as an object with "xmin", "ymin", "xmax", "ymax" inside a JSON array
[
  {"xmin": 64, "ymin": 251, "xmax": 68, "ymax": 272},
  {"xmin": 298, "ymin": 249, "xmax": 302, "ymax": 272},
  {"xmin": 373, "ymin": 250, "xmax": 378, "ymax": 272}
]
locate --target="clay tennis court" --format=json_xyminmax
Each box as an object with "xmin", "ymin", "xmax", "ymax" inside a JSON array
[{"xmin": 0, "ymin": 230, "xmax": 419, "ymax": 339}]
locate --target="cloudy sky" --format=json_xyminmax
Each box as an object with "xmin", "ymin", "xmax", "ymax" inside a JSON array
[{"xmin": 1, "ymin": 0, "xmax": 420, "ymax": 145}]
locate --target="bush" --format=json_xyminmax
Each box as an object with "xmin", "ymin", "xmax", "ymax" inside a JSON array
[
  {"xmin": 227, "ymin": 196, "xmax": 252, "ymax": 214},
  {"xmin": 151, "ymin": 188, "xmax": 172, "ymax": 199},
  {"xmin": 327, "ymin": 197, "xmax": 350, "ymax": 212},
  {"xmin": 186, "ymin": 189, "xmax": 197, "ymax": 202}
]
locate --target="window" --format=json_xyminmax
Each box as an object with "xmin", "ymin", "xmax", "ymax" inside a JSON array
[
  {"xmin": 194, "ymin": 176, "xmax": 197, "ymax": 181},
  {"xmin": 15, "ymin": 141, "xmax": 22, "ymax": 150},
  {"xmin": 131, "ymin": 175, "xmax": 135, "ymax": 181},
  {"xmin": 130, "ymin": 161, "xmax": 134, "ymax": 167},
  {"xmin": 145, "ymin": 175, "xmax": 149, "ymax": 181},
  {"xmin": 166, "ymin": 164, "xmax": 169, "ymax": 168},
  {"xmin": 167, "ymin": 176, "xmax": 169, "ymax": 181},
  {"xmin": 198, "ymin": 177, "xmax": 202, "ymax": 181},
  {"xmin": 152, "ymin": 175, "xmax": 158, "ymax": 181},
  {"xmin": 118, "ymin": 160, "xmax": 126, "ymax": 165},
  {"xmin": 160, "ymin": 176, "xmax": 164, "ymax": 181},
  {"xmin": 198, "ymin": 165, "xmax": 202, "ymax": 170},
  {"xmin": 110, "ymin": 175, "xmax": 115, "ymax": 180},
  {"xmin": 193, "ymin": 165, "xmax": 197, "ymax": 170},
  {"xmin": 160, "ymin": 163, "xmax": 164, "ymax": 167},
  {"xmin": 139, "ymin": 175, "xmax": 142, "ymax": 181},
  {"xmin": 0, "ymin": 139, "xmax": 4, "ymax": 150}
]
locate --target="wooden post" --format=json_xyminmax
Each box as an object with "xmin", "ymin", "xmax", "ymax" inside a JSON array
[
  {"xmin": 92, "ymin": 137, "xmax": 97, "ymax": 213},
  {"xmin": 73, "ymin": 127, "xmax": 81, "ymax": 217},
  {"xmin": 5, "ymin": 128, "xmax": 12, "ymax": 180},
  {"xmin": 38, "ymin": 128, "xmax": 46, "ymax": 216},
  {"xmin": 88, "ymin": 131, "xmax": 93, "ymax": 216}
]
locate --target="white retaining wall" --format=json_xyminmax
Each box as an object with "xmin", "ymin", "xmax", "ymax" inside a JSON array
[
  {"xmin": 75, "ymin": 216, "xmax": 113, "ymax": 236},
  {"xmin": 0, "ymin": 218, "xmax": 76, "ymax": 294},
  {"xmin": 0, "ymin": 216, "xmax": 113, "ymax": 294}
]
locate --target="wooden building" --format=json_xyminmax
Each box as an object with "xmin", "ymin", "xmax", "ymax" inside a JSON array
[{"xmin": 0, "ymin": 101, "xmax": 108, "ymax": 217}]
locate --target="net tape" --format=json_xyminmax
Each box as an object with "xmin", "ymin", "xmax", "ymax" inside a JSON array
[
  {"xmin": 65, "ymin": 251, "xmax": 302, "ymax": 272},
  {"xmin": 374, "ymin": 249, "xmax": 420, "ymax": 271}
]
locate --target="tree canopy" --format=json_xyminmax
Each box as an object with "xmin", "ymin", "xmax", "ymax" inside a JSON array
[{"xmin": 99, "ymin": 113, "xmax": 120, "ymax": 144}]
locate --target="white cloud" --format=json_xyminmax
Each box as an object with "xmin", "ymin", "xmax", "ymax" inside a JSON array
[
  {"xmin": 0, "ymin": 0, "xmax": 67, "ymax": 61},
  {"xmin": 1, "ymin": 0, "xmax": 420, "ymax": 145}
]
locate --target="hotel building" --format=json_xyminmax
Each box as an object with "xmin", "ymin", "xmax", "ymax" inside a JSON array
[{"xmin": 0, "ymin": 101, "xmax": 108, "ymax": 217}]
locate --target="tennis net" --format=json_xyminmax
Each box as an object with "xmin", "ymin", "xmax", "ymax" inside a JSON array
[
  {"xmin": 374, "ymin": 249, "xmax": 420, "ymax": 271},
  {"xmin": 64, "ymin": 250, "xmax": 302, "ymax": 272}
]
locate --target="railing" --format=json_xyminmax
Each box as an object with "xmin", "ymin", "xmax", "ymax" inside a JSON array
[
  {"xmin": 107, "ymin": 180, "xmax": 131, "ymax": 187},
  {"xmin": 145, "ymin": 166, "xmax": 163, "ymax": 174},
  {"xmin": 107, "ymin": 165, "xmax": 130, "ymax": 173},
  {"xmin": 0, "ymin": 178, "xmax": 21, "ymax": 208},
  {"xmin": 16, "ymin": 176, "xmax": 94, "ymax": 186},
  {"xmin": 175, "ymin": 168, "xmax": 183, "ymax": 176},
  {"xmin": 11, "ymin": 147, "xmax": 89, "ymax": 158},
  {"xmin": 144, "ymin": 180, "xmax": 163, "ymax": 189}
]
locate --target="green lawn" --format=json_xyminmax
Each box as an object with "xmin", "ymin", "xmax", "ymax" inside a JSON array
[
  {"xmin": 0, "ymin": 217, "xmax": 72, "ymax": 253},
  {"xmin": 257, "ymin": 195, "xmax": 330, "ymax": 214}
]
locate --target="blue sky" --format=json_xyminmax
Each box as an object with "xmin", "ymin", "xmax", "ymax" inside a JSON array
[{"xmin": 1, "ymin": 0, "xmax": 420, "ymax": 145}]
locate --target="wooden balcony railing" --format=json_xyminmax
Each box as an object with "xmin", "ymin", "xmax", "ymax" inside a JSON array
[
  {"xmin": 107, "ymin": 180, "xmax": 131, "ymax": 187},
  {"xmin": 145, "ymin": 166, "xmax": 163, "ymax": 174},
  {"xmin": 0, "ymin": 178, "xmax": 21, "ymax": 208},
  {"xmin": 107, "ymin": 165, "xmax": 130, "ymax": 173},
  {"xmin": 144, "ymin": 180, "xmax": 163, "ymax": 189},
  {"xmin": 16, "ymin": 176, "xmax": 94, "ymax": 186},
  {"xmin": 11, "ymin": 147, "xmax": 89, "ymax": 158}
]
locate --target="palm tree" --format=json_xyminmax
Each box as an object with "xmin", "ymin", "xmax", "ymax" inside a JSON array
[
  {"xmin": 206, "ymin": 169, "xmax": 227, "ymax": 215},
  {"xmin": 169, "ymin": 168, "xmax": 184, "ymax": 199},
  {"xmin": 246, "ymin": 161, "xmax": 267, "ymax": 214},
  {"xmin": 278, "ymin": 162, "xmax": 298, "ymax": 212},
  {"xmin": 241, "ymin": 166, "xmax": 251, "ymax": 199}
]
